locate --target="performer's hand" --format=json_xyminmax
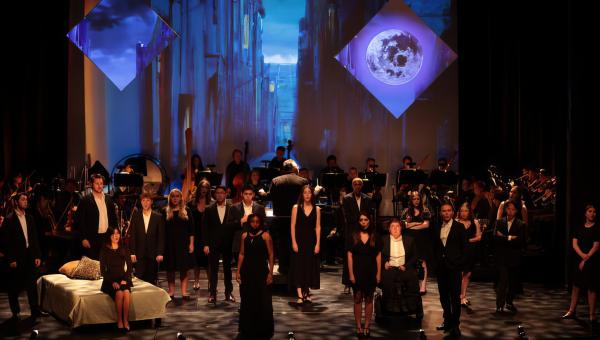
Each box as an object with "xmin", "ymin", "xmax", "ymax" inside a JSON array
[
  {"xmin": 112, "ymin": 282, "xmax": 120, "ymax": 290},
  {"xmin": 131, "ymin": 255, "xmax": 137, "ymax": 263},
  {"xmin": 314, "ymin": 244, "xmax": 320, "ymax": 254},
  {"xmin": 189, "ymin": 244, "xmax": 194, "ymax": 254},
  {"xmin": 34, "ymin": 259, "xmax": 41, "ymax": 267},
  {"xmin": 258, "ymin": 189, "xmax": 267, "ymax": 197},
  {"xmin": 156, "ymin": 255, "xmax": 163, "ymax": 263},
  {"xmin": 582, "ymin": 254, "xmax": 590, "ymax": 261},
  {"xmin": 399, "ymin": 265, "xmax": 406, "ymax": 272},
  {"xmin": 292, "ymin": 242, "xmax": 299, "ymax": 253},
  {"xmin": 81, "ymin": 239, "xmax": 91, "ymax": 248},
  {"xmin": 384, "ymin": 262, "xmax": 391, "ymax": 270},
  {"xmin": 241, "ymin": 214, "xmax": 248, "ymax": 224},
  {"xmin": 204, "ymin": 246, "xmax": 210, "ymax": 255},
  {"xmin": 0, "ymin": 215, "xmax": 4, "ymax": 226},
  {"xmin": 9, "ymin": 261, "xmax": 17, "ymax": 268},
  {"xmin": 579, "ymin": 260, "xmax": 585, "ymax": 271},
  {"xmin": 120, "ymin": 280, "xmax": 127, "ymax": 285},
  {"xmin": 236, "ymin": 272, "xmax": 241, "ymax": 284},
  {"xmin": 266, "ymin": 273, "xmax": 273, "ymax": 285},
  {"xmin": 349, "ymin": 275, "xmax": 356, "ymax": 284},
  {"xmin": 376, "ymin": 273, "xmax": 381, "ymax": 284},
  {"xmin": 495, "ymin": 231, "xmax": 505, "ymax": 238}
]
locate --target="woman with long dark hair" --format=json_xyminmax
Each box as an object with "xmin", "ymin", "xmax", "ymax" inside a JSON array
[
  {"xmin": 347, "ymin": 212, "xmax": 381, "ymax": 338},
  {"xmin": 401, "ymin": 192, "xmax": 432, "ymax": 294},
  {"xmin": 236, "ymin": 213, "xmax": 275, "ymax": 339},
  {"xmin": 455, "ymin": 202, "xmax": 481, "ymax": 306},
  {"xmin": 188, "ymin": 179, "xmax": 213, "ymax": 291},
  {"xmin": 100, "ymin": 227, "xmax": 133, "ymax": 332},
  {"xmin": 164, "ymin": 189, "xmax": 195, "ymax": 300},
  {"xmin": 562, "ymin": 205, "xmax": 599, "ymax": 322},
  {"xmin": 289, "ymin": 185, "xmax": 321, "ymax": 304}
]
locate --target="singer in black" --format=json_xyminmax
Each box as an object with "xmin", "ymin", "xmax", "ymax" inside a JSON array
[
  {"xmin": 236, "ymin": 213, "xmax": 275, "ymax": 339},
  {"xmin": 434, "ymin": 202, "xmax": 467, "ymax": 337},
  {"xmin": 78, "ymin": 174, "xmax": 118, "ymax": 260},
  {"xmin": 129, "ymin": 193, "xmax": 165, "ymax": 285},
  {"xmin": 100, "ymin": 227, "xmax": 133, "ymax": 332}
]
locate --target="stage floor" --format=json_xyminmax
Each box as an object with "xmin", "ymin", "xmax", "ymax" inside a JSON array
[{"xmin": 1, "ymin": 265, "xmax": 598, "ymax": 339}]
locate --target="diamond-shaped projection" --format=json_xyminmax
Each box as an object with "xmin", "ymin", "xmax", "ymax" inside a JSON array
[
  {"xmin": 67, "ymin": 0, "xmax": 177, "ymax": 90},
  {"xmin": 335, "ymin": 0, "xmax": 457, "ymax": 118}
]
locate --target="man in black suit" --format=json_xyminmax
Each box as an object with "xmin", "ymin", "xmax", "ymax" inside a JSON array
[
  {"xmin": 341, "ymin": 178, "xmax": 375, "ymax": 291},
  {"xmin": 434, "ymin": 202, "xmax": 467, "ymax": 336},
  {"xmin": 3, "ymin": 193, "xmax": 45, "ymax": 320},
  {"xmin": 129, "ymin": 193, "xmax": 165, "ymax": 285},
  {"xmin": 202, "ymin": 186, "xmax": 236, "ymax": 303},
  {"xmin": 381, "ymin": 218, "xmax": 423, "ymax": 318},
  {"xmin": 77, "ymin": 174, "xmax": 117, "ymax": 259},
  {"xmin": 269, "ymin": 159, "xmax": 309, "ymax": 274},
  {"xmin": 493, "ymin": 199, "xmax": 526, "ymax": 313},
  {"xmin": 231, "ymin": 185, "xmax": 266, "ymax": 261}
]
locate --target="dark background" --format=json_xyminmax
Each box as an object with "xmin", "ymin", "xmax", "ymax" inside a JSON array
[{"xmin": 1, "ymin": 1, "xmax": 597, "ymax": 282}]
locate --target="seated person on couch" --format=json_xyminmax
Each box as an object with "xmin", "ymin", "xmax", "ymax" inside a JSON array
[
  {"xmin": 381, "ymin": 218, "xmax": 423, "ymax": 317},
  {"xmin": 100, "ymin": 227, "xmax": 133, "ymax": 332}
]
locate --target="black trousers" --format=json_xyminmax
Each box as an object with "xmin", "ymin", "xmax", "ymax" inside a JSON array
[
  {"xmin": 381, "ymin": 267, "xmax": 423, "ymax": 315},
  {"xmin": 496, "ymin": 263, "xmax": 519, "ymax": 308},
  {"xmin": 8, "ymin": 252, "xmax": 40, "ymax": 316},
  {"xmin": 209, "ymin": 242, "xmax": 234, "ymax": 296},
  {"xmin": 271, "ymin": 217, "xmax": 291, "ymax": 275},
  {"xmin": 83, "ymin": 232, "xmax": 107, "ymax": 260},
  {"xmin": 436, "ymin": 264, "xmax": 462, "ymax": 327},
  {"xmin": 135, "ymin": 256, "xmax": 158, "ymax": 285}
]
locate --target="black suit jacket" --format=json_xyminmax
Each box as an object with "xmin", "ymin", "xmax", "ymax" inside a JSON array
[
  {"xmin": 129, "ymin": 210, "xmax": 165, "ymax": 259},
  {"xmin": 231, "ymin": 201, "xmax": 266, "ymax": 230},
  {"xmin": 433, "ymin": 220, "xmax": 467, "ymax": 272},
  {"xmin": 493, "ymin": 217, "xmax": 526, "ymax": 267},
  {"xmin": 382, "ymin": 234, "xmax": 417, "ymax": 271},
  {"xmin": 3, "ymin": 212, "xmax": 42, "ymax": 263},
  {"xmin": 269, "ymin": 173, "xmax": 309, "ymax": 217},
  {"xmin": 341, "ymin": 193, "xmax": 375, "ymax": 236},
  {"xmin": 77, "ymin": 193, "xmax": 118, "ymax": 241},
  {"xmin": 202, "ymin": 202, "xmax": 236, "ymax": 249}
]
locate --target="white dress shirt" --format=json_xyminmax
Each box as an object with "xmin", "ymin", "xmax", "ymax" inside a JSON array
[
  {"xmin": 217, "ymin": 204, "xmax": 226, "ymax": 224},
  {"xmin": 440, "ymin": 220, "xmax": 452, "ymax": 247},
  {"xmin": 243, "ymin": 202, "xmax": 253, "ymax": 216},
  {"xmin": 354, "ymin": 195, "xmax": 361, "ymax": 210},
  {"xmin": 94, "ymin": 194, "xmax": 109, "ymax": 234},
  {"xmin": 389, "ymin": 235, "xmax": 405, "ymax": 267},
  {"xmin": 143, "ymin": 211, "xmax": 151, "ymax": 233},
  {"xmin": 16, "ymin": 211, "xmax": 29, "ymax": 248}
]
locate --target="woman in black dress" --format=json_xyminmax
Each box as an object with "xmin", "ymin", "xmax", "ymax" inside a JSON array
[
  {"xmin": 562, "ymin": 204, "xmax": 599, "ymax": 322},
  {"xmin": 347, "ymin": 212, "xmax": 381, "ymax": 338},
  {"xmin": 164, "ymin": 189, "xmax": 195, "ymax": 300},
  {"xmin": 456, "ymin": 202, "xmax": 481, "ymax": 306},
  {"xmin": 236, "ymin": 214, "xmax": 275, "ymax": 339},
  {"xmin": 100, "ymin": 227, "xmax": 133, "ymax": 332},
  {"xmin": 401, "ymin": 192, "xmax": 431, "ymax": 294},
  {"xmin": 189, "ymin": 179, "xmax": 213, "ymax": 291},
  {"xmin": 289, "ymin": 185, "xmax": 321, "ymax": 304}
]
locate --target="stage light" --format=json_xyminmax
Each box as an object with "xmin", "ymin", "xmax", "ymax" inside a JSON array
[
  {"xmin": 29, "ymin": 330, "xmax": 39, "ymax": 340},
  {"xmin": 287, "ymin": 330, "xmax": 295, "ymax": 340},
  {"xmin": 418, "ymin": 328, "xmax": 427, "ymax": 340},
  {"xmin": 517, "ymin": 325, "xmax": 527, "ymax": 339},
  {"xmin": 177, "ymin": 331, "xmax": 186, "ymax": 340}
]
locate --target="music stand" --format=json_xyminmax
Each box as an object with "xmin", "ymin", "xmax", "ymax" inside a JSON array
[
  {"xmin": 197, "ymin": 170, "xmax": 223, "ymax": 187},
  {"xmin": 114, "ymin": 173, "xmax": 144, "ymax": 187},
  {"xmin": 429, "ymin": 170, "xmax": 457, "ymax": 186},
  {"xmin": 321, "ymin": 172, "xmax": 346, "ymax": 189},
  {"xmin": 397, "ymin": 169, "xmax": 428, "ymax": 186}
]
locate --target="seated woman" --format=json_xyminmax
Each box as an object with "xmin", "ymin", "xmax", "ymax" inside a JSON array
[
  {"xmin": 100, "ymin": 227, "xmax": 133, "ymax": 332},
  {"xmin": 381, "ymin": 218, "xmax": 423, "ymax": 318}
]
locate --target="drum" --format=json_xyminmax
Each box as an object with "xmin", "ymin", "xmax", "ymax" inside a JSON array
[{"xmin": 111, "ymin": 154, "xmax": 169, "ymax": 196}]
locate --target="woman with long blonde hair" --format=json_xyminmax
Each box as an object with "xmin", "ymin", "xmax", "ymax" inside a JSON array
[{"xmin": 163, "ymin": 189, "xmax": 195, "ymax": 300}]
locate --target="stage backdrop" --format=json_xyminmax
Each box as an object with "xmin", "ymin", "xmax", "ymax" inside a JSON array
[{"xmin": 68, "ymin": 0, "xmax": 458, "ymax": 209}]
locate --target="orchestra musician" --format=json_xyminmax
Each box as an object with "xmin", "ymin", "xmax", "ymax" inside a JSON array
[
  {"xmin": 268, "ymin": 146, "xmax": 287, "ymax": 171},
  {"xmin": 225, "ymin": 149, "xmax": 250, "ymax": 199}
]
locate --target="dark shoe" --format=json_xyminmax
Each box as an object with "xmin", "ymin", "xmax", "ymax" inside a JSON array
[
  {"xmin": 225, "ymin": 293, "xmax": 236, "ymax": 302},
  {"xmin": 31, "ymin": 309, "xmax": 49, "ymax": 318},
  {"xmin": 436, "ymin": 323, "xmax": 449, "ymax": 331},
  {"xmin": 449, "ymin": 326, "xmax": 461, "ymax": 337},
  {"xmin": 182, "ymin": 295, "xmax": 193, "ymax": 301},
  {"xmin": 169, "ymin": 295, "xmax": 175, "ymax": 300},
  {"xmin": 355, "ymin": 328, "xmax": 363, "ymax": 338},
  {"xmin": 420, "ymin": 290, "xmax": 427, "ymax": 296},
  {"xmin": 208, "ymin": 295, "xmax": 216, "ymax": 304},
  {"xmin": 495, "ymin": 307, "xmax": 504, "ymax": 313},
  {"xmin": 364, "ymin": 328, "xmax": 371, "ymax": 338},
  {"xmin": 561, "ymin": 311, "xmax": 577, "ymax": 319},
  {"xmin": 193, "ymin": 281, "xmax": 200, "ymax": 291},
  {"xmin": 505, "ymin": 303, "xmax": 517, "ymax": 313}
]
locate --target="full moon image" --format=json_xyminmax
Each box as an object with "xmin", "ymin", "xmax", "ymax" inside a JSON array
[{"xmin": 366, "ymin": 29, "xmax": 423, "ymax": 85}]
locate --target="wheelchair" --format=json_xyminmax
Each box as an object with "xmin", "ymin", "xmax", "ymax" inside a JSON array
[{"xmin": 374, "ymin": 268, "xmax": 424, "ymax": 323}]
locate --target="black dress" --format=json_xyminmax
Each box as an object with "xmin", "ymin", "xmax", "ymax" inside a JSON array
[
  {"xmin": 462, "ymin": 219, "xmax": 479, "ymax": 272},
  {"xmin": 164, "ymin": 208, "xmax": 195, "ymax": 272},
  {"xmin": 239, "ymin": 231, "xmax": 274, "ymax": 339},
  {"xmin": 401, "ymin": 208, "xmax": 433, "ymax": 262},
  {"xmin": 188, "ymin": 201, "xmax": 211, "ymax": 268},
  {"xmin": 348, "ymin": 233, "xmax": 382, "ymax": 295},
  {"xmin": 100, "ymin": 246, "xmax": 133, "ymax": 300},
  {"xmin": 572, "ymin": 223, "xmax": 600, "ymax": 289},
  {"xmin": 289, "ymin": 206, "xmax": 320, "ymax": 290}
]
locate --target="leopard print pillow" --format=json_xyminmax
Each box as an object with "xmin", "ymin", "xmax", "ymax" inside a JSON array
[{"xmin": 71, "ymin": 256, "xmax": 101, "ymax": 280}]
